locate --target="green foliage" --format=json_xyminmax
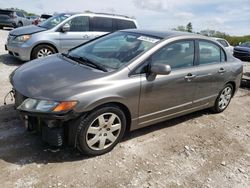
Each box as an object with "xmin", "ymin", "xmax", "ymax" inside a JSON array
[
  {"xmin": 186, "ymin": 22, "xmax": 193, "ymax": 33},
  {"xmin": 173, "ymin": 23, "xmax": 250, "ymax": 46},
  {"xmin": 224, "ymin": 35, "xmax": 250, "ymax": 46},
  {"xmin": 173, "ymin": 22, "xmax": 193, "ymax": 33},
  {"xmin": 199, "ymin": 29, "xmax": 250, "ymax": 46},
  {"xmin": 173, "ymin": 25, "xmax": 186, "ymax": 32}
]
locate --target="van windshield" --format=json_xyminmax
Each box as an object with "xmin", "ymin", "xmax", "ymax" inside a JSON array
[{"xmin": 39, "ymin": 14, "xmax": 71, "ymax": 29}]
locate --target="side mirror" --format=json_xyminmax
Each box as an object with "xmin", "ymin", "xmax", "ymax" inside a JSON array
[
  {"xmin": 61, "ymin": 23, "xmax": 70, "ymax": 32},
  {"xmin": 150, "ymin": 63, "xmax": 171, "ymax": 75}
]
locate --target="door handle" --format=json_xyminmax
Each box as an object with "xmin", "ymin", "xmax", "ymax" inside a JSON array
[
  {"xmin": 185, "ymin": 73, "xmax": 196, "ymax": 81},
  {"xmin": 218, "ymin": 68, "xmax": 226, "ymax": 73}
]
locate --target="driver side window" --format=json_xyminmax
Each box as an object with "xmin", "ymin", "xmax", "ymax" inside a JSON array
[
  {"xmin": 151, "ymin": 40, "xmax": 195, "ymax": 70},
  {"xmin": 67, "ymin": 16, "xmax": 89, "ymax": 32}
]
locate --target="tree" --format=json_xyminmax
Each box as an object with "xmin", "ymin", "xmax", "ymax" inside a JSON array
[
  {"xmin": 186, "ymin": 22, "xmax": 193, "ymax": 33},
  {"xmin": 172, "ymin": 22, "xmax": 193, "ymax": 33},
  {"xmin": 172, "ymin": 25, "xmax": 186, "ymax": 32}
]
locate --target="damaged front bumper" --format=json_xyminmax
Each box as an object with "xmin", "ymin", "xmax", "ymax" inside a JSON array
[
  {"xmin": 12, "ymin": 90, "xmax": 81, "ymax": 147},
  {"xmin": 18, "ymin": 109, "xmax": 80, "ymax": 147}
]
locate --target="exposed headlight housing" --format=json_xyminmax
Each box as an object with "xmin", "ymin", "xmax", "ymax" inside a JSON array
[
  {"xmin": 14, "ymin": 35, "xmax": 31, "ymax": 42},
  {"xmin": 18, "ymin": 98, "xmax": 77, "ymax": 113}
]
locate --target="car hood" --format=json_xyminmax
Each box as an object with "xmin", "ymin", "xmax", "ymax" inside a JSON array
[
  {"xmin": 11, "ymin": 54, "xmax": 110, "ymax": 101},
  {"xmin": 9, "ymin": 25, "xmax": 46, "ymax": 36},
  {"xmin": 234, "ymin": 46, "xmax": 250, "ymax": 52}
]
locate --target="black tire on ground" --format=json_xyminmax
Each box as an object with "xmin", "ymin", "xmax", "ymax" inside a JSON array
[
  {"xmin": 31, "ymin": 44, "xmax": 56, "ymax": 60},
  {"xmin": 76, "ymin": 106, "xmax": 127, "ymax": 156},
  {"xmin": 17, "ymin": 22, "xmax": 23, "ymax": 27},
  {"xmin": 212, "ymin": 83, "xmax": 234, "ymax": 113}
]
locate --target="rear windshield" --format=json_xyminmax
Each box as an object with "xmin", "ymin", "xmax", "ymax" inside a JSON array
[{"xmin": 38, "ymin": 14, "xmax": 71, "ymax": 29}]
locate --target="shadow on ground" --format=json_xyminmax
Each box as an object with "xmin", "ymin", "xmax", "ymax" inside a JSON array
[
  {"xmin": 0, "ymin": 54, "xmax": 24, "ymax": 66},
  {"xmin": 0, "ymin": 103, "xmax": 209, "ymax": 165}
]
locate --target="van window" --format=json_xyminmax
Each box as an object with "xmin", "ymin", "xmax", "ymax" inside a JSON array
[
  {"xmin": 16, "ymin": 11, "xmax": 24, "ymax": 17},
  {"xmin": 90, "ymin": 17, "xmax": 113, "ymax": 32},
  {"xmin": 39, "ymin": 14, "xmax": 70, "ymax": 29},
  {"xmin": 115, "ymin": 19, "xmax": 136, "ymax": 30},
  {"xmin": 67, "ymin": 16, "xmax": 89, "ymax": 32}
]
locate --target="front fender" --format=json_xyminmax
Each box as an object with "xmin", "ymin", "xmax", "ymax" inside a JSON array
[{"xmin": 75, "ymin": 96, "xmax": 127, "ymax": 113}]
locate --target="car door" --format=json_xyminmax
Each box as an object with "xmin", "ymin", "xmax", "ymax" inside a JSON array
[
  {"xmin": 59, "ymin": 16, "xmax": 93, "ymax": 52},
  {"xmin": 138, "ymin": 40, "xmax": 197, "ymax": 128},
  {"xmin": 193, "ymin": 40, "xmax": 230, "ymax": 107}
]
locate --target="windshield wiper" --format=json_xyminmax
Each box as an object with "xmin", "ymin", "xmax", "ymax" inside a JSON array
[{"xmin": 62, "ymin": 53, "xmax": 107, "ymax": 72}]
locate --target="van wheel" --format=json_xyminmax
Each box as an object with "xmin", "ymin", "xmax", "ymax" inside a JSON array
[
  {"xmin": 31, "ymin": 45, "xmax": 56, "ymax": 60},
  {"xmin": 17, "ymin": 22, "xmax": 23, "ymax": 27},
  {"xmin": 76, "ymin": 106, "xmax": 126, "ymax": 156},
  {"xmin": 212, "ymin": 83, "xmax": 233, "ymax": 113}
]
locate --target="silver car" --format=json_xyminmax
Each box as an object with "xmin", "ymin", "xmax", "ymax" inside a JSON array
[
  {"xmin": 212, "ymin": 37, "xmax": 234, "ymax": 54},
  {"xmin": 0, "ymin": 9, "xmax": 31, "ymax": 28},
  {"xmin": 10, "ymin": 30, "xmax": 243, "ymax": 156},
  {"xmin": 5, "ymin": 12, "xmax": 138, "ymax": 61}
]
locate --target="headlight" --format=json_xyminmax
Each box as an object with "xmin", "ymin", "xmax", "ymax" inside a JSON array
[
  {"xmin": 14, "ymin": 35, "xmax": 31, "ymax": 42},
  {"xmin": 18, "ymin": 98, "xmax": 77, "ymax": 113}
]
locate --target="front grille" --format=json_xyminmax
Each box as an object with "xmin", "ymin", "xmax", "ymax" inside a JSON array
[{"xmin": 14, "ymin": 90, "xmax": 27, "ymax": 108}]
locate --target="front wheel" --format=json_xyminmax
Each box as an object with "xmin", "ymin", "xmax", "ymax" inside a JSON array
[
  {"xmin": 31, "ymin": 45, "xmax": 56, "ymax": 60},
  {"xmin": 17, "ymin": 22, "xmax": 23, "ymax": 28},
  {"xmin": 76, "ymin": 106, "xmax": 126, "ymax": 156},
  {"xmin": 212, "ymin": 84, "xmax": 234, "ymax": 113}
]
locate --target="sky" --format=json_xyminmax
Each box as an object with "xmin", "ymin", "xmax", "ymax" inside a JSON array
[{"xmin": 0, "ymin": 0, "xmax": 249, "ymax": 36}]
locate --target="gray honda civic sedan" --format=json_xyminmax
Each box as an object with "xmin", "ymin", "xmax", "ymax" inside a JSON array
[{"xmin": 10, "ymin": 29, "xmax": 243, "ymax": 156}]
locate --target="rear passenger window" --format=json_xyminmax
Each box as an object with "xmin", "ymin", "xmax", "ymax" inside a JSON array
[
  {"xmin": 151, "ymin": 40, "xmax": 194, "ymax": 69},
  {"xmin": 90, "ymin": 17, "xmax": 113, "ymax": 32},
  {"xmin": 115, "ymin": 19, "xmax": 136, "ymax": 30},
  {"xmin": 68, "ymin": 16, "xmax": 89, "ymax": 32},
  {"xmin": 199, "ymin": 41, "xmax": 225, "ymax": 65}
]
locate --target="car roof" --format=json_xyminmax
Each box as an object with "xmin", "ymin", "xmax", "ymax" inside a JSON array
[
  {"xmin": 55, "ymin": 12, "xmax": 135, "ymax": 21},
  {"xmin": 211, "ymin": 37, "xmax": 226, "ymax": 41},
  {"xmin": 121, "ymin": 29, "xmax": 198, "ymax": 39}
]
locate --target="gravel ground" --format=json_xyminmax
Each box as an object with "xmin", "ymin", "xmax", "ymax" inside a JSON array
[{"xmin": 0, "ymin": 29, "xmax": 250, "ymax": 188}]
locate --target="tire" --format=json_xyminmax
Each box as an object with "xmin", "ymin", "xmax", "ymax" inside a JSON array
[
  {"xmin": 212, "ymin": 83, "xmax": 234, "ymax": 113},
  {"xmin": 17, "ymin": 22, "xmax": 23, "ymax": 28},
  {"xmin": 31, "ymin": 44, "xmax": 56, "ymax": 60},
  {"xmin": 76, "ymin": 106, "xmax": 126, "ymax": 156}
]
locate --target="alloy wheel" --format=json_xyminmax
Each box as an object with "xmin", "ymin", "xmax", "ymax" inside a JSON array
[
  {"xmin": 86, "ymin": 113, "xmax": 122, "ymax": 151},
  {"xmin": 218, "ymin": 86, "xmax": 232, "ymax": 110},
  {"xmin": 37, "ymin": 48, "xmax": 53, "ymax": 58}
]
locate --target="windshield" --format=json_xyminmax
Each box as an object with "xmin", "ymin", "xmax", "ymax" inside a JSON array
[
  {"xmin": 67, "ymin": 32, "xmax": 161, "ymax": 71},
  {"xmin": 39, "ymin": 14, "xmax": 71, "ymax": 29},
  {"xmin": 240, "ymin": 42, "xmax": 250, "ymax": 47}
]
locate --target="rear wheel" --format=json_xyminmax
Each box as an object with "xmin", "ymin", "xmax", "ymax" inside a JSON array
[
  {"xmin": 76, "ymin": 106, "xmax": 126, "ymax": 156},
  {"xmin": 212, "ymin": 83, "xmax": 234, "ymax": 113},
  {"xmin": 31, "ymin": 44, "xmax": 56, "ymax": 60}
]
